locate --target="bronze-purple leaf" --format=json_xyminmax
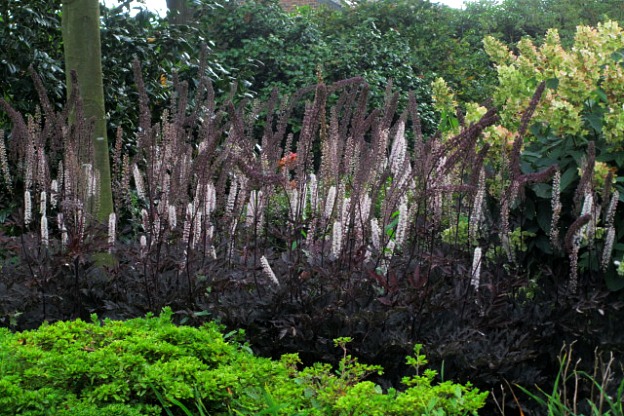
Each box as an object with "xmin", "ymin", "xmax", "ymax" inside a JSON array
[{"xmin": 408, "ymin": 264, "xmax": 427, "ymax": 289}]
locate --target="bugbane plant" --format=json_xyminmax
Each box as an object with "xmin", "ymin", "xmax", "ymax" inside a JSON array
[{"xmin": 2, "ymin": 53, "xmax": 623, "ymax": 416}]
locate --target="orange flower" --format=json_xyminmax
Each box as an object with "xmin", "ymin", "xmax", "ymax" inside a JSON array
[{"xmin": 278, "ymin": 152, "xmax": 297, "ymax": 169}]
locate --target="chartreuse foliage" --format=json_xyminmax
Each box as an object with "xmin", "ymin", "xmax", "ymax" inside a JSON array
[
  {"xmin": 0, "ymin": 309, "xmax": 487, "ymax": 416},
  {"xmin": 488, "ymin": 22, "xmax": 624, "ymax": 279},
  {"xmin": 482, "ymin": 21, "xmax": 624, "ymax": 149},
  {"xmin": 433, "ymin": 21, "xmax": 624, "ymax": 149},
  {"xmin": 432, "ymin": 21, "xmax": 624, "ymax": 289}
]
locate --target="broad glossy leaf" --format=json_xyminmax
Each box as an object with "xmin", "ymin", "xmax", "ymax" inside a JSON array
[{"xmin": 560, "ymin": 167, "xmax": 577, "ymax": 192}]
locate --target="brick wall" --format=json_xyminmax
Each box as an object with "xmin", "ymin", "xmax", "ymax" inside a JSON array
[
  {"xmin": 280, "ymin": 0, "xmax": 320, "ymax": 11},
  {"xmin": 280, "ymin": 0, "xmax": 341, "ymax": 11}
]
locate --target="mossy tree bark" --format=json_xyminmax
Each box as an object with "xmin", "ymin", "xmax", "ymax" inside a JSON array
[{"xmin": 61, "ymin": 0, "xmax": 113, "ymax": 222}]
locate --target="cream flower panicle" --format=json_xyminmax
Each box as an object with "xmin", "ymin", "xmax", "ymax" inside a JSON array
[
  {"xmin": 260, "ymin": 255, "xmax": 280, "ymax": 286},
  {"xmin": 108, "ymin": 212, "xmax": 116, "ymax": 252},
  {"xmin": 324, "ymin": 185, "xmax": 337, "ymax": 219},
  {"xmin": 471, "ymin": 247, "xmax": 482, "ymax": 291},
  {"xmin": 331, "ymin": 220, "xmax": 342, "ymax": 259},
  {"xmin": 41, "ymin": 215, "xmax": 48, "ymax": 247},
  {"xmin": 24, "ymin": 190, "xmax": 32, "ymax": 226}
]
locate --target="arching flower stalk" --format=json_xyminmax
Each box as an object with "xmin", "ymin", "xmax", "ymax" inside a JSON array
[
  {"xmin": 308, "ymin": 173, "xmax": 318, "ymax": 216},
  {"xmin": 341, "ymin": 197, "xmax": 351, "ymax": 243},
  {"xmin": 580, "ymin": 192, "xmax": 595, "ymax": 247},
  {"xmin": 84, "ymin": 163, "xmax": 97, "ymax": 199},
  {"xmin": 287, "ymin": 188, "xmax": 299, "ymax": 221},
  {"xmin": 324, "ymin": 185, "xmax": 337, "ymax": 220},
  {"xmin": 354, "ymin": 194, "xmax": 372, "ymax": 245},
  {"xmin": 227, "ymin": 219, "xmax": 238, "ymax": 259},
  {"xmin": 331, "ymin": 220, "xmax": 343, "ymax": 260},
  {"xmin": 0, "ymin": 131, "xmax": 11, "ymax": 192},
  {"xmin": 182, "ymin": 203, "xmax": 193, "ymax": 245},
  {"xmin": 40, "ymin": 191, "xmax": 47, "ymax": 215},
  {"xmin": 469, "ymin": 169, "xmax": 486, "ymax": 242},
  {"xmin": 565, "ymin": 214, "xmax": 591, "ymax": 294},
  {"xmin": 260, "ymin": 255, "xmax": 280, "ymax": 286},
  {"xmin": 605, "ymin": 190, "xmax": 619, "ymax": 228},
  {"xmin": 359, "ymin": 194, "xmax": 372, "ymax": 225},
  {"xmin": 306, "ymin": 221, "xmax": 316, "ymax": 248},
  {"xmin": 500, "ymin": 180, "xmax": 519, "ymax": 238},
  {"xmin": 569, "ymin": 243, "xmax": 580, "ymax": 294},
  {"xmin": 550, "ymin": 169, "xmax": 562, "ymax": 248},
  {"xmin": 50, "ymin": 180, "xmax": 58, "ymax": 209},
  {"xmin": 168, "ymin": 204, "xmax": 177, "ymax": 229},
  {"xmin": 108, "ymin": 212, "xmax": 116, "ymax": 253},
  {"xmin": 389, "ymin": 120, "xmax": 407, "ymax": 177},
  {"xmin": 140, "ymin": 209, "xmax": 149, "ymax": 234},
  {"xmin": 246, "ymin": 190, "xmax": 262, "ymax": 227},
  {"xmin": 139, "ymin": 235, "xmax": 148, "ymax": 258},
  {"xmin": 120, "ymin": 155, "xmax": 130, "ymax": 201},
  {"xmin": 23, "ymin": 190, "xmax": 32, "ymax": 226},
  {"xmin": 40, "ymin": 215, "xmax": 48, "ymax": 248},
  {"xmin": 204, "ymin": 182, "xmax": 217, "ymax": 217},
  {"xmin": 133, "ymin": 164, "xmax": 145, "ymax": 200},
  {"xmin": 471, "ymin": 247, "xmax": 482, "ymax": 291},
  {"xmin": 192, "ymin": 210, "xmax": 203, "ymax": 250},
  {"xmin": 226, "ymin": 176, "xmax": 239, "ymax": 216},
  {"xmin": 58, "ymin": 213, "xmax": 68, "ymax": 249},
  {"xmin": 370, "ymin": 217, "xmax": 381, "ymax": 251},
  {"xmin": 378, "ymin": 240, "xmax": 395, "ymax": 276},
  {"xmin": 601, "ymin": 226, "xmax": 616, "ymax": 272},
  {"xmin": 395, "ymin": 199, "xmax": 408, "ymax": 248}
]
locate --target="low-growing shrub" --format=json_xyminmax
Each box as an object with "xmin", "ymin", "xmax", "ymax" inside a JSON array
[{"xmin": 0, "ymin": 308, "xmax": 487, "ymax": 416}]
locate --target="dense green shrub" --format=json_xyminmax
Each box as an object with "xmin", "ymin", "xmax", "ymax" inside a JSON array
[
  {"xmin": 461, "ymin": 0, "xmax": 624, "ymax": 46},
  {"xmin": 0, "ymin": 2, "xmax": 233, "ymax": 138},
  {"xmin": 4, "ymin": 0, "xmax": 623, "ymax": 137},
  {"xmin": 0, "ymin": 0, "xmax": 64, "ymax": 125},
  {"xmin": 0, "ymin": 308, "xmax": 487, "ymax": 415},
  {"xmin": 199, "ymin": 0, "xmax": 329, "ymax": 97},
  {"xmin": 196, "ymin": 0, "xmax": 438, "ymax": 132},
  {"xmin": 99, "ymin": 5, "xmax": 234, "ymax": 135},
  {"xmin": 0, "ymin": 0, "xmax": 439, "ymax": 133},
  {"xmin": 309, "ymin": 0, "xmax": 496, "ymax": 104}
]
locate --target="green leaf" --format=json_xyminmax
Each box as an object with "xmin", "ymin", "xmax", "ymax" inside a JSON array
[
  {"xmin": 605, "ymin": 272, "xmax": 624, "ymax": 291},
  {"xmin": 545, "ymin": 77, "xmax": 559, "ymax": 90},
  {"xmin": 584, "ymin": 112, "xmax": 603, "ymax": 133},
  {"xmin": 536, "ymin": 204, "xmax": 551, "ymax": 233},
  {"xmin": 385, "ymin": 216, "xmax": 399, "ymax": 236},
  {"xmin": 560, "ymin": 167, "xmax": 578, "ymax": 192},
  {"xmin": 593, "ymin": 87, "xmax": 608, "ymax": 103},
  {"xmin": 531, "ymin": 183, "xmax": 552, "ymax": 199},
  {"xmin": 610, "ymin": 48, "xmax": 624, "ymax": 63},
  {"xmin": 521, "ymin": 150, "xmax": 542, "ymax": 158},
  {"xmin": 534, "ymin": 235, "xmax": 553, "ymax": 254}
]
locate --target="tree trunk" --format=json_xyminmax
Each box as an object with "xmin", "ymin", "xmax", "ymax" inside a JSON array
[
  {"xmin": 166, "ymin": 0, "xmax": 194, "ymax": 25},
  {"xmin": 61, "ymin": 0, "xmax": 113, "ymax": 222}
]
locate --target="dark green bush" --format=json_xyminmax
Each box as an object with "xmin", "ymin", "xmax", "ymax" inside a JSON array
[
  {"xmin": 0, "ymin": 309, "xmax": 487, "ymax": 415},
  {"xmin": 0, "ymin": 0, "xmax": 64, "ymax": 126}
]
